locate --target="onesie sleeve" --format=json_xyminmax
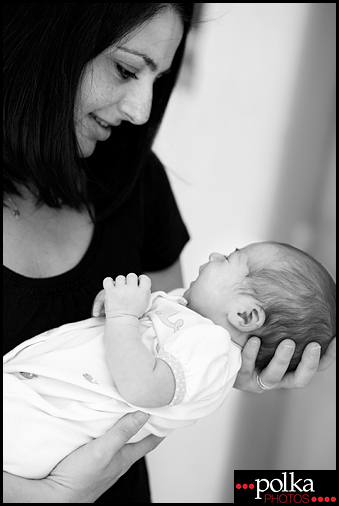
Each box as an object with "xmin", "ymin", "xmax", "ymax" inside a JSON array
[
  {"xmin": 154, "ymin": 323, "xmax": 242, "ymax": 420},
  {"xmin": 155, "ymin": 350, "xmax": 186, "ymax": 406}
]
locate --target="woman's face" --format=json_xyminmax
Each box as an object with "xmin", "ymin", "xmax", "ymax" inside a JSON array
[{"xmin": 75, "ymin": 9, "xmax": 184, "ymax": 157}]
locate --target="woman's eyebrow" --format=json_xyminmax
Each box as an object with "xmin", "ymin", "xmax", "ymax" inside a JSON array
[{"xmin": 116, "ymin": 47, "xmax": 158, "ymax": 72}]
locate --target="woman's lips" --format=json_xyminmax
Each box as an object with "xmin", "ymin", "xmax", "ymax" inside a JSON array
[
  {"xmin": 88, "ymin": 114, "xmax": 112, "ymax": 141},
  {"xmin": 90, "ymin": 113, "xmax": 121, "ymax": 127}
]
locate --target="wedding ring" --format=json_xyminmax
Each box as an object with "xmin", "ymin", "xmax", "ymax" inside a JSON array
[{"xmin": 256, "ymin": 373, "xmax": 275, "ymax": 390}]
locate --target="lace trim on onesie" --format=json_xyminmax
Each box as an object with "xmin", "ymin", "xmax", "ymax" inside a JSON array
[{"xmin": 156, "ymin": 351, "xmax": 186, "ymax": 406}]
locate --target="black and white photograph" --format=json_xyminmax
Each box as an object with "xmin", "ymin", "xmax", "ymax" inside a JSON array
[{"xmin": 3, "ymin": 4, "xmax": 336, "ymax": 503}]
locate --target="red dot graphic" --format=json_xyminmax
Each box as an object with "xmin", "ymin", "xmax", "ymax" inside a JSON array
[
  {"xmin": 243, "ymin": 484, "xmax": 248, "ymax": 489},
  {"xmin": 325, "ymin": 499, "xmax": 330, "ymax": 503},
  {"xmin": 319, "ymin": 498, "xmax": 323, "ymax": 503},
  {"xmin": 249, "ymin": 484, "xmax": 254, "ymax": 489},
  {"xmin": 236, "ymin": 484, "xmax": 241, "ymax": 489},
  {"xmin": 312, "ymin": 498, "xmax": 317, "ymax": 503},
  {"xmin": 331, "ymin": 499, "xmax": 336, "ymax": 503}
]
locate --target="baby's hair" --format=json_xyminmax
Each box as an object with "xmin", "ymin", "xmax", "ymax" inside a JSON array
[{"xmin": 240, "ymin": 242, "xmax": 336, "ymax": 372}]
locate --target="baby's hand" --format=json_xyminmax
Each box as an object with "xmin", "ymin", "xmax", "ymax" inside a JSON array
[
  {"xmin": 103, "ymin": 274, "xmax": 152, "ymax": 319},
  {"xmin": 92, "ymin": 290, "xmax": 105, "ymax": 317}
]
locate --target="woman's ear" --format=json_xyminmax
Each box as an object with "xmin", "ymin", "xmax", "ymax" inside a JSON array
[{"xmin": 227, "ymin": 299, "xmax": 265, "ymax": 332}]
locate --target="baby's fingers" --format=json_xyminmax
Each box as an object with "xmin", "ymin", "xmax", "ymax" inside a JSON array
[
  {"xmin": 103, "ymin": 277, "xmax": 115, "ymax": 291},
  {"xmin": 92, "ymin": 289, "xmax": 106, "ymax": 317},
  {"xmin": 126, "ymin": 273, "xmax": 138, "ymax": 286},
  {"xmin": 92, "ymin": 299, "xmax": 105, "ymax": 317},
  {"xmin": 138, "ymin": 275, "xmax": 152, "ymax": 291}
]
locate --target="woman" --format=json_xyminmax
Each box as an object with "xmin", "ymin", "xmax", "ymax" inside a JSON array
[{"xmin": 3, "ymin": 4, "xmax": 335, "ymax": 503}]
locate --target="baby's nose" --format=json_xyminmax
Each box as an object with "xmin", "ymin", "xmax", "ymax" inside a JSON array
[{"xmin": 209, "ymin": 252, "xmax": 224, "ymax": 262}]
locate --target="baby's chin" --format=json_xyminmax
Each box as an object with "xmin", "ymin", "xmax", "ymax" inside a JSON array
[
  {"xmin": 183, "ymin": 288, "xmax": 190, "ymax": 301},
  {"xmin": 183, "ymin": 280, "xmax": 196, "ymax": 302}
]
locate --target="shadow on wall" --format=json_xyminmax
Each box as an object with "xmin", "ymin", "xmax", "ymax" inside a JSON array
[
  {"xmin": 176, "ymin": 3, "xmax": 206, "ymax": 89},
  {"xmin": 223, "ymin": 3, "xmax": 336, "ymax": 501}
]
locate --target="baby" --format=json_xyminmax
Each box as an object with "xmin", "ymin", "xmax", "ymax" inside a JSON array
[{"xmin": 3, "ymin": 241, "xmax": 335, "ymax": 479}]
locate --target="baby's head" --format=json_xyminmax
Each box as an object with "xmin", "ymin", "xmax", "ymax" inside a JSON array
[{"xmin": 183, "ymin": 241, "xmax": 336, "ymax": 372}]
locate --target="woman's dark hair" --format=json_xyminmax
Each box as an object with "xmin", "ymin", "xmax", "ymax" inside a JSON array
[{"xmin": 3, "ymin": 3, "xmax": 195, "ymax": 220}]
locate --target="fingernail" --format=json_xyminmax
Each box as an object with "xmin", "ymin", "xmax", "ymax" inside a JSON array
[
  {"xmin": 133, "ymin": 411, "xmax": 149, "ymax": 425},
  {"xmin": 250, "ymin": 338, "xmax": 260, "ymax": 347},
  {"xmin": 310, "ymin": 346, "xmax": 321, "ymax": 357},
  {"xmin": 283, "ymin": 344, "xmax": 295, "ymax": 356}
]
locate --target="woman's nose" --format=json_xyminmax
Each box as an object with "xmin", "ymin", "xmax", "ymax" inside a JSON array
[
  {"xmin": 118, "ymin": 82, "xmax": 153, "ymax": 125},
  {"xmin": 209, "ymin": 252, "xmax": 225, "ymax": 262}
]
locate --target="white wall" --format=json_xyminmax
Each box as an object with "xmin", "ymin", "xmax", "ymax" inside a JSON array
[
  {"xmin": 147, "ymin": 3, "xmax": 336, "ymax": 503},
  {"xmin": 154, "ymin": 3, "xmax": 311, "ymax": 285}
]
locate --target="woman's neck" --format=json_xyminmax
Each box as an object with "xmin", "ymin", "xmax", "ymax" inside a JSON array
[
  {"xmin": 4, "ymin": 186, "xmax": 40, "ymax": 220},
  {"xmin": 3, "ymin": 190, "xmax": 95, "ymax": 278}
]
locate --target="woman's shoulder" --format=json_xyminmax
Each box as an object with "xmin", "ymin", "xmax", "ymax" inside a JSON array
[
  {"xmin": 140, "ymin": 151, "xmax": 168, "ymax": 183},
  {"xmin": 137, "ymin": 151, "xmax": 179, "ymax": 209}
]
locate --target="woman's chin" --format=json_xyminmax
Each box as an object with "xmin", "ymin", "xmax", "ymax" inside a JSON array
[{"xmin": 77, "ymin": 139, "xmax": 97, "ymax": 158}]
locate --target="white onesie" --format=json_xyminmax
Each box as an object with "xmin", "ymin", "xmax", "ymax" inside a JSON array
[{"xmin": 3, "ymin": 290, "xmax": 242, "ymax": 479}]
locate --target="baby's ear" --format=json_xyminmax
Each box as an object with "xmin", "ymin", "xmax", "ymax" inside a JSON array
[{"xmin": 227, "ymin": 298, "xmax": 265, "ymax": 332}]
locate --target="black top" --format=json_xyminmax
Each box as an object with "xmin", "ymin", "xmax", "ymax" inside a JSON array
[{"xmin": 3, "ymin": 152, "xmax": 190, "ymax": 503}]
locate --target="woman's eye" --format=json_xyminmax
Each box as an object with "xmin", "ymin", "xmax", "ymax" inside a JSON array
[{"xmin": 116, "ymin": 63, "xmax": 138, "ymax": 81}]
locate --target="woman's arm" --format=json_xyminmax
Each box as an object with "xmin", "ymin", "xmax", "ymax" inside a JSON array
[
  {"xmin": 103, "ymin": 275, "xmax": 175, "ymax": 407},
  {"xmin": 3, "ymin": 411, "xmax": 162, "ymax": 503}
]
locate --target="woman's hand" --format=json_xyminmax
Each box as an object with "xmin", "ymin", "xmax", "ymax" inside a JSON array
[
  {"xmin": 47, "ymin": 411, "xmax": 162, "ymax": 502},
  {"xmin": 3, "ymin": 411, "xmax": 163, "ymax": 503},
  {"xmin": 234, "ymin": 336, "xmax": 336, "ymax": 393}
]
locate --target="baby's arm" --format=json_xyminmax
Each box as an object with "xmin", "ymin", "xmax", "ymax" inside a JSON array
[{"xmin": 103, "ymin": 274, "xmax": 175, "ymax": 408}]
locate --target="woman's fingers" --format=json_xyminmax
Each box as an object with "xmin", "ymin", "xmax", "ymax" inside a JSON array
[
  {"xmin": 278, "ymin": 342, "xmax": 321, "ymax": 389},
  {"xmin": 236, "ymin": 337, "xmax": 260, "ymax": 375},
  {"xmin": 318, "ymin": 335, "xmax": 336, "ymax": 372},
  {"xmin": 234, "ymin": 338, "xmax": 296, "ymax": 392},
  {"xmin": 48, "ymin": 411, "xmax": 162, "ymax": 502},
  {"xmin": 233, "ymin": 337, "xmax": 260, "ymax": 391},
  {"xmin": 89, "ymin": 411, "xmax": 163, "ymax": 478},
  {"xmin": 121, "ymin": 433, "xmax": 164, "ymax": 468},
  {"xmin": 258, "ymin": 339, "xmax": 295, "ymax": 388},
  {"xmin": 234, "ymin": 334, "xmax": 335, "ymax": 393},
  {"xmin": 90, "ymin": 411, "xmax": 150, "ymax": 463}
]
